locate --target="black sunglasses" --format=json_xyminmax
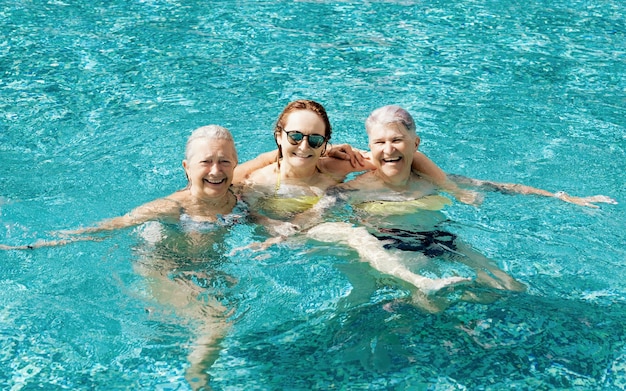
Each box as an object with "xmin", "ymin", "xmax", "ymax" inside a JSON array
[{"xmin": 282, "ymin": 129, "xmax": 327, "ymax": 149}]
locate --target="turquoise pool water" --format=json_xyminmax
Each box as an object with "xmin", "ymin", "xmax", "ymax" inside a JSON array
[{"xmin": 1, "ymin": 0, "xmax": 625, "ymax": 389}]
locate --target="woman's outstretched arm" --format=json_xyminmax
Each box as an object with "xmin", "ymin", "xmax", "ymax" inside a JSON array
[
  {"xmin": 1, "ymin": 197, "xmax": 181, "ymax": 250},
  {"xmin": 449, "ymin": 174, "xmax": 617, "ymax": 208},
  {"xmin": 411, "ymin": 152, "xmax": 482, "ymax": 205}
]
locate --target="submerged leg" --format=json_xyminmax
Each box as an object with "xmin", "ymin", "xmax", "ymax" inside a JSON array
[
  {"xmin": 184, "ymin": 312, "xmax": 229, "ymax": 391},
  {"xmin": 334, "ymin": 262, "xmax": 378, "ymax": 312},
  {"xmin": 135, "ymin": 262, "xmax": 230, "ymax": 390},
  {"xmin": 307, "ymin": 222, "xmax": 469, "ymax": 296},
  {"xmin": 451, "ymin": 241, "xmax": 526, "ymax": 292}
]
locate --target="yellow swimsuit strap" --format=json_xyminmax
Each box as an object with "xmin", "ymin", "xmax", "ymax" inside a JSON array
[
  {"xmin": 264, "ymin": 167, "xmax": 322, "ymax": 215},
  {"xmin": 274, "ymin": 165, "xmax": 325, "ymax": 195},
  {"xmin": 275, "ymin": 167, "xmax": 281, "ymax": 194}
]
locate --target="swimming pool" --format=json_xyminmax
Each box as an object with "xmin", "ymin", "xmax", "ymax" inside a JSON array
[{"xmin": 1, "ymin": 0, "xmax": 625, "ymax": 389}]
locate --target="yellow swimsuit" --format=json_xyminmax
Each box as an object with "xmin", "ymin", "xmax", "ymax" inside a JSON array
[
  {"xmin": 255, "ymin": 170, "xmax": 322, "ymax": 217},
  {"xmin": 258, "ymin": 196, "xmax": 321, "ymax": 215}
]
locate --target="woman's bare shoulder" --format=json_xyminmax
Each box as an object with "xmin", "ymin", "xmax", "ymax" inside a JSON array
[
  {"xmin": 348, "ymin": 171, "xmax": 378, "ymax": 184},
  {"xmin": 137, "ymin": 191, "xmax": 186, "ymax": 217},
  {"xmin": 246, "ymin": 163, "xmax": 278, "ymax": 184}
]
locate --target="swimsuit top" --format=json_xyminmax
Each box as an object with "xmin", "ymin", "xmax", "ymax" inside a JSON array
[
  {"xmin": 251, "ymin": 167, "xmax": 325, "ymax": 218},
  {"xmin": 139, "ymin": 196, "xmax": 248, "ymax": 245},
  {"xmin": 354, "ymin": 194, "xmax": 452, "ymax": 216},
  {"xmin": 179, "ymin": 198, "xmax": 248, "ymax": 233},
  {"xmin": 137, "ymin": 198, "xmax": 248, "ymax": 264},
  {"xmin": 256, "ymin": 195, "xmax": 321, "ymax": 217}
]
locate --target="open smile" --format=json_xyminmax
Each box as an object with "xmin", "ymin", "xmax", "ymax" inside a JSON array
[{"xmin": 204, "ymin": 178, "xmax": 226, "ymax": 185}]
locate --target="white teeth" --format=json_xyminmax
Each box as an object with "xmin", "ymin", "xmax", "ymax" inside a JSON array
[
  {"xmin": 204, "ymin": 178, "xmax": 225, "ymax": 184},
  {"xmin": 383, "ymin": 157, "xmax": 401, "ymax": 163}
]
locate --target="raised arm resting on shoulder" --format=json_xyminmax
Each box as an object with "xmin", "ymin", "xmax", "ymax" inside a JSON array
[
  {"xmin": 323, "ymin": 142, "xmax": 481, "ymax": 204},
  {"xmin": 233, "ymin": 150, "xmax": 277, "ymax": 185}
]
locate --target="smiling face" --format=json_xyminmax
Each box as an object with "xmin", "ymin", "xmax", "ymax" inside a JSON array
[
  {"xmin": 183, "ymin": 137, "xmax": 237, "ymax": 200},
  {"xmin": 277, "ymin": 109, "xmax": 328, "ymax": 172},
  {"xmin": 368, "ymin": 122, "xmax": 420, "ymax": 186}
]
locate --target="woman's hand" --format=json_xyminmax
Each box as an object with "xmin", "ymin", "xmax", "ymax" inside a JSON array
[
  {"xmin": 554, "ymin": 193, "xmax": 617, "ymax": 208},
  {"xmin": 230, "ymin": 236, "xmax": 287, "ymax": 254},
  {"xmin": 327, "ymin": 144, "xmax": 367, "ymax": 168},
  {"xmin": 452, "ymin": 188, "xmax": 484, "ymax": 206},
  {"xmin": 0, "ymin": 236, "xmax": 99, "ymax": 250}
]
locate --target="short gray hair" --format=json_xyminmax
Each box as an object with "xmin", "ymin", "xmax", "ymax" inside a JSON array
[
  {"xmin": 185, "ymin": 125, "xmax": 237, "ymax": 162},
  {"xmin": 365, "ymin": 105, "xmax": 416, "ymax": 135}
]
